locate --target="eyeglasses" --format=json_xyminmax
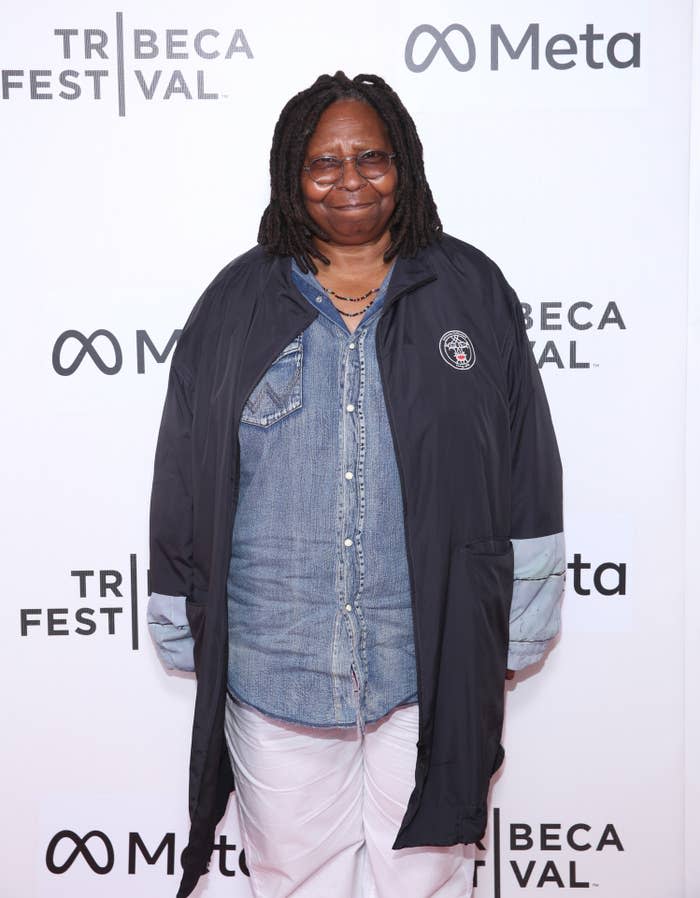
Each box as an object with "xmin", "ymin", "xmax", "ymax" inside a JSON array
[{"xmin": 303, "ymin": 150, "xmax": 397, "ymax": 186}]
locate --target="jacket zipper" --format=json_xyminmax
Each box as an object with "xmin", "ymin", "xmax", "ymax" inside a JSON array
[{"xmin": 375, "ymin": 301, "xmax": 426, "ymax": 754}]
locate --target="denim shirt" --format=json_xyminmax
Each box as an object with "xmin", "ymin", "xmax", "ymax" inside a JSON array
[{"xmin": 225, "ymin": 257, "xmax": 418, "ymax": 730}]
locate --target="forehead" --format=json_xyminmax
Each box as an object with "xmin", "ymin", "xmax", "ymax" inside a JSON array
[{"xmin": 306, "ymin": 98, "xmax": 391, "ymax": 152}]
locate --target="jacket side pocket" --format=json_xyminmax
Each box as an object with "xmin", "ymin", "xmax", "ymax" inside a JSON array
[
  {"xmin": 186, "ymin": 588, "xmax": 209, "ymax": 673},
  {"xmin": 462, "ymin": 540, "xmax": 513, "ymax": 780}
]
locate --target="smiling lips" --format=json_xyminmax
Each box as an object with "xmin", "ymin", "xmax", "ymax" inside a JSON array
[{"xmin": 331, "ymin": 201, "xmax": 375, "ymax": 210}]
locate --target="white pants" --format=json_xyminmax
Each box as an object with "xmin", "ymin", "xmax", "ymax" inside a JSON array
[{"xmin": 224, "ymin": 693, "xmax": 475, "ymax": 898}]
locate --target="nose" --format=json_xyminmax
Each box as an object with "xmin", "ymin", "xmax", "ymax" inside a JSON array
[{"xmin": 335, "ymin": 156, "xmax": 366, "ymax": 191}]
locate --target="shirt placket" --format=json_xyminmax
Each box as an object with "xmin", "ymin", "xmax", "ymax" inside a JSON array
[{"xmin": 339, "ymin": 326, "xmax": 368, "ymax": 736}]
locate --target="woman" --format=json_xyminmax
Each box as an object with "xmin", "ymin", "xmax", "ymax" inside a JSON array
[{"xmin": 148, "ymin": 71, "xmax": 565, "ymax": 898}]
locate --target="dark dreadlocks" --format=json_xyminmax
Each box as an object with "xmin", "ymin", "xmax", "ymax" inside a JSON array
[{"xmin": 257, "ymin": 71, "xmax": 442, "ymax": 273}]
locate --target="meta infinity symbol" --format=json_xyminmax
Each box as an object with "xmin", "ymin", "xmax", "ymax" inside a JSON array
[
  {"xmin": 405, "ymin": 24, "xmax": 476, "ymax": 73},
  {"xmin": 46, "ymin": 829, "xmax": 115, "ymax": 874},
  {"xmin": 52, "ymin": 329, "xmax": 123, "ymax": 375}
]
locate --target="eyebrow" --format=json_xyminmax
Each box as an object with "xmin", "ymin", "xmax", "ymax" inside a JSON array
[{"xmin": 308, "ymin": 141, "xmax": 391, "ymax": 154}]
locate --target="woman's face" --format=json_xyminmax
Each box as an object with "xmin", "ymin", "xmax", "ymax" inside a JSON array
[{"xmin": 300, "ymin": 98, "xmax": 398, "ymax": 248}]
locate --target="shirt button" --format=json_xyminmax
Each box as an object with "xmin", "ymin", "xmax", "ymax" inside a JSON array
[
  {"xmin": 344, "ymin": 471, "xmax": 353, "ymax": 480},
  {"xmin": 345, "ymin": 603, "xmax": 352, "ymax": 612},
  {"xmin": 344, "ymin": 537, "xmax": 353, "ymax": 547},
  {"xmin": 346, "ymin": 403, "xmax": 355, "ymax": 412},
  {"xmin": 348, "ymin": 342, "xmax": 356, "ymax": 349}
]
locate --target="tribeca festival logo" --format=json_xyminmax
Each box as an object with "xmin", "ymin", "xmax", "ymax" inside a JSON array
[
  {"xmin": 45, "ymin": 829, "xmax": 249, "ymax": 878},
  {"xmin": 473, "ymin": 808, "xmax": 624, "ymax": 893},
  {"xmin": 522, "ymin": 300, "xmax": 626, "ymax": 370},
  {"xmin": 405, "ymin": 23, "xmax": 640, "ymax": 73},
  {"xmin": 20, "ymin": 555, "xmax": 147, "ymax": 649},
  {"xmin": 52, "ymin": 327, "xmax": 181, "ymax": 375},
  {"xmin": 1, "ymin": 13, "xmax": 252, "ymax": 116}
]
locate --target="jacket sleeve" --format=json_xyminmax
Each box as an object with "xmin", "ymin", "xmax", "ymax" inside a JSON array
[
  {"xmin": 147, "ymin": 359, "xmax": 196, "ymax": 672},
  {"xmin": 502, "ymin": 278, "xmax": 566, "ymax": 671}
]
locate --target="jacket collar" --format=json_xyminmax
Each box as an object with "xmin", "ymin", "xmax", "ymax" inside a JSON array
[{"xmin": 383, "ymin": 249, "xmax": 438, "ymax": 311}]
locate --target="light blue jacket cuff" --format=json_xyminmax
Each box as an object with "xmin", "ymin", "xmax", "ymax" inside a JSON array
[
  {"xmin": 147, "ymin": 592, "xmax": 195, "ymax": 672},
  {"xmin": 508, "ymin": 532, "xmax": 566, "ymax": 671},
  {"xmin": 507, "ymin": 639, "xmax": 551, "ymax": 671}
]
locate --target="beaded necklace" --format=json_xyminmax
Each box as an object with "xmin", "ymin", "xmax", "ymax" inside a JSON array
[{"xmin": 324, "ymin": 285, "xmax": 381, "ymax": 317}]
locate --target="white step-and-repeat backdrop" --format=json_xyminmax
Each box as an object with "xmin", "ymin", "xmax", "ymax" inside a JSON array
[{"xmin": 2, "ymin": 1, "xmax": 697, "ymax": 896}]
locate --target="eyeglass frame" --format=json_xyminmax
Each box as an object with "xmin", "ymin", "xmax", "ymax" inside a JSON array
[{"xmin": 302, "ymin": 150, "xmax": 398, "ymax": 185}]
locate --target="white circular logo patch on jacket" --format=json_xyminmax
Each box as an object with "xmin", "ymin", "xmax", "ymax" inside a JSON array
[{"xmin": 438, "ymin": 330, "xmax": 476, "ymax": 370}]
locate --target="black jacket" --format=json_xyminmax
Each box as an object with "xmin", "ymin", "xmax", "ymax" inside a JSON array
[{"xmin": 148, "ymin": 233, "xmax": 564, "ymax": 898}]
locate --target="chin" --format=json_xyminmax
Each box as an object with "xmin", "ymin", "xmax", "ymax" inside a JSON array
[{"xmin": 325, "ymin": 221, "xmax": 389, "ymax": 244}]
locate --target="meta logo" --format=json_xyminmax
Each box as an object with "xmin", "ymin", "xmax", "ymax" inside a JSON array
[
  {"xmin": 405, "ymin": 23, "xmax": 640, "ymax": 73},
  {"xmin": 521, "ymin": 300, "xmax": 626, "ymax": 370},
  {"xmin": 45, "ymin": 829, "xmax": 249, "ymax": 878},
  {"xmin": 1, "ymin": 13, "xmax": 253, "ymax": 116},
  {"xmin": 47, "ymin": 831, "xmax": 114, "ymax": 875},
  {"xmin": 473, "ymin": 809, "xmax": 624, "ymax": 894},
  {"xmin": 20, "ymin": 555, "xmax": 145, "ymax": 649},
  {"xmin": 52, "ymin": 327, "xmax": 181, "ymax": 375}
]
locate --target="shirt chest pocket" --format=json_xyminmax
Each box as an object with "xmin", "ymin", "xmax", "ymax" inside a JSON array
[{"xmin": 240, "ymin": 336, "xmax": 303, "ymax": 428}]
